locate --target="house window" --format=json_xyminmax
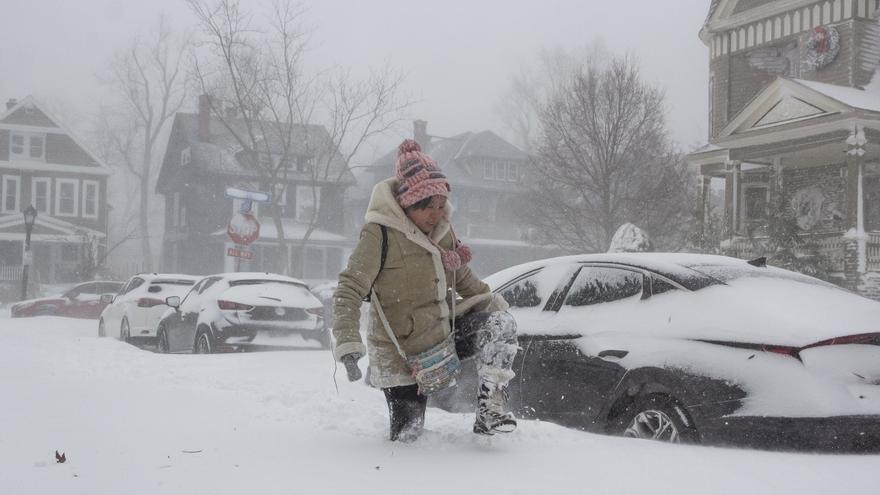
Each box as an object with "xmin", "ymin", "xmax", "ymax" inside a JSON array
[
  {"xmin": 483, "ymin": 161, "xmax": 493, "ymax": 180},
  {"xmin": 1, "ymin": 175, "xmax": 21, "ymax": 213},
  {"xmin": 55, "ymin": 179, "xmax": 78, "ymax": 217},
  {"xmin": 32, "ymin": 177, "xmax": 51, "ymax": 214},
  {"xmin": 742, "ymin": 186, "xmax": 768, "ymax": 233},
  {"xmin": 172, "ymin": 192, "xmax": 180, "ymax": 226},
  {"xmin": 507, "ymin": 163, "xmax": 519, "ymax": 182},
  {"xmin": 10, "ymin": 132, "xmax": 45, "ymax": 161},
  {"xmin": 181, "ymin": 147, "xmax": 191, "ymax": 166},
  {"xmin": 295, "ymin": 156, "xmax": 313, "ymax": 172},
  {"xmin": 82, "ymin": 180, "xmax": 99, "ymax": 219},
  {"xmin": 295, "ymin": 185, "xmax": 320, "ymax": 222}
]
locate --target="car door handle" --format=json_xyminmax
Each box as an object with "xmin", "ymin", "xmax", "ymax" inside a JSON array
[{"xmin": 598, "ymin": 349, "xmax": 628, "ymax": 359}]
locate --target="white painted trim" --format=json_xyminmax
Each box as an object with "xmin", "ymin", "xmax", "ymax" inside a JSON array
[
  {"xmin": 55, "ymin": 178, "xmax": 79, "ymax": 217},
  {"xmin": 31, "ymin": 177, "xmax": 52, "ymax": 215},
  {"xmin": 1, "ymin": 175, "xmax": 21, "ymax": 214},
  {"xmin": 718, "ymin": 78, "xmax": 853, "ymax": 138},
  {"xmin": 716, "ymin": 116, "xmax": 880, "ymax": 148},
  {"xmin": 0, "ymin": 123, "xmax": 64, "ymax": 135},
  {"xmin": 0, "ymin": 233, "xmax": 105, "ymax": 242},
  {"xmin": 81, "ymin": 180, "xmax": 99, "ymax": 219},
  {"xmin": 707, "ymin": 0, "xmax": 819, "ymax": 32},
  {"xmin": 0, "ymin": 160, "xmax": 111, "ymax": 176}
]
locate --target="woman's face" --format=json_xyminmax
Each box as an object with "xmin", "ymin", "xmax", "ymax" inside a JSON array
[{"xmin": 406, "ymin": 195, "xmax": 446, "ymax": 234}]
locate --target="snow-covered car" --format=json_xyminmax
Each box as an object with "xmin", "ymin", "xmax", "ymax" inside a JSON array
[
  {"xmin": 11, "ymin": 281, "xmax": 123, "ymax": 319},
  {"xmin": 432, "ymin": 253, "xmax": 880, "ymax": 452},
  {"xmin": 156, "ymin": 272, "xmax": 327, "ymax": 353},
  {"xmin": 98, "ymin": 274, "xmax": 200, "ymax": 344}
]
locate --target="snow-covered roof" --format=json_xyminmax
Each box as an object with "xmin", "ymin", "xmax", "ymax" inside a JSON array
[
  {"xmin": 794, "ymin": 79, "xmax": 880, "ymax": 113},
  {"xmin": 484, "ymin": 252, "xmax": 747, "ymax": 289}
]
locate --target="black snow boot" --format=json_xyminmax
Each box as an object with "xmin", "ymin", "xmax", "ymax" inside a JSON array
[
  {"xmin": 383, "ymin": 384, "xmax": 427, "ymax": 442},
  {"xmin": 473, "ymin": 383, "xmax": 517, "ymax": 435}
]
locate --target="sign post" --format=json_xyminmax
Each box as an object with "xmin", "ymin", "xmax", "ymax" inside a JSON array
[{"xmin": 225, "ymin": 187, "xmax": 271, "ymax": 271}]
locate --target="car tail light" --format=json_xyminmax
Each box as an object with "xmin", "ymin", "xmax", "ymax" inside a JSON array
[
  {"xmin": 803, "ymin": 332, "xmax": 880, "ymax": 349},
  {"xmin": 137, "ymin": 297, "xmax": 165, "ymax": 308},
  {"xmin": 218, "ymin": 300, "xmax": 254, "ymax": 311},
  {"xmin": 305, "ymin": 307, "xmax": 324, "ymax": 318}
]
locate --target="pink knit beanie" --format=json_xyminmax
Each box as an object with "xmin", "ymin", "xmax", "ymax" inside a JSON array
[{"xmin": 395, "ymin": 139, "xmax": 450, "ymax": 209}]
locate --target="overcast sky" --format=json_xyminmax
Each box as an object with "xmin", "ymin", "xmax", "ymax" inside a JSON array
[{"xmin": 1, "ymin": 0, "xmax": 711, "ymax": 160}]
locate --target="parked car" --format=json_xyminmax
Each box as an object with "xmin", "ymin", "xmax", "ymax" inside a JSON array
[
  {"xmin": 98, "ymin": 274, "xmax": 200, "ymax": 345},
  {"xmin": 431, "ymin": 253, "xmax": 880, "ymax": 452},
  {"xmin": 156, "ymin": 272, "xmax": 327, "ymax": 353},
  {"xmin": 11, "ymin": 281, "xmax": 123, "ymax": 319}
]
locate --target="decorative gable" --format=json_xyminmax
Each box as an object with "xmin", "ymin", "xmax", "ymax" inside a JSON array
[
  {"xmin": 718, "ymin": 77, "xmax": 850, "ymax": 138},
  {"xmin": 753, "ymin": 96, "xmax": 826, "ymax": 128}
]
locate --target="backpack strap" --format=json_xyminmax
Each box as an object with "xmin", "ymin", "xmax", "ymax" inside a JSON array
[{"xmin": 363, "ymin": 224, "xmax": 388, "ymax": 302}]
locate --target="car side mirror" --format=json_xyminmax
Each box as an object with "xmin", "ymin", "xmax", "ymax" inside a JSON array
[
  {"xmin": 100, "ymin": 294, "xmax": 114, "ymax": 304},
  {"xmin": 165, "ymin": 296, "xmax": 181, "ymax": 310}
]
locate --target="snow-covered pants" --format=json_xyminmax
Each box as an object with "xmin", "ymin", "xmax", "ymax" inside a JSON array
[{"xmin": 453, "ymin": 310, "xmax": 519, "ymax": 390}]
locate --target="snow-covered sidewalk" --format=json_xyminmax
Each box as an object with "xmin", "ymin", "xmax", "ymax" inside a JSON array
[{"xmin": 1, "ymin": 312, "xmax": 877, "ymax": 495}]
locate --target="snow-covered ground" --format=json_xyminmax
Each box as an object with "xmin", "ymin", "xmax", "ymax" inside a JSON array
[{"xmin": 2, "ymin": 311, "xmax": 878, "ymax": 495}]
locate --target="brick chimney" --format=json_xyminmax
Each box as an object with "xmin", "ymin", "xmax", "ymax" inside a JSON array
[
  {"xmin": 198, "ymin": 94, "xmax": 212, "ymax": 142},
  {"xmin": 6, "ymin": 98, "xmax": 18, "ymax": 111},
  {"xmin": 413, "ymin": 120, "xmax": 429, "ymax": 149}
]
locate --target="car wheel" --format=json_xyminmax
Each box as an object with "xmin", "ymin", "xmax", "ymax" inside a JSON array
[
  {"xmin": 157, "ymin": 327, "xmax": 170, "ymax": 354},
  {"xmin": 120, "ymin": 318, "xmax": 131, "ymax": 344},
  {"xmin": 615, "ymin": 393, "xmax": 699, "ymax": 444},
  {"xmin": 194, "ymin": 330, "xmax": 213, "ymax": 354},
  {"xmin": 98, "ymin": 319, "xmax": 106, "ymax": 338}
]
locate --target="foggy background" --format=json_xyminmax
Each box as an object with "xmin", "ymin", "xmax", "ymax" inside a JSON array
[{"xmin": 1, "ymin": 0, "xmax": 709, "ymax": 152}]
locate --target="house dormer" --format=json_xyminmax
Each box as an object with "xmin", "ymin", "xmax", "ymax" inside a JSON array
[{"xmin": 702, "ymin": 0, "xmax": 880, "ymax": 139}]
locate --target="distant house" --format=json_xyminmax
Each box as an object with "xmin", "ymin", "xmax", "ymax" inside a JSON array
[
  {"xmin": 350, "ymin": 121, "xmax": 551, "ymax": 276},
  {"xmin": 0, "ymin": 96, "xmax": 111, "ymax": 295},
  {"xmin": 688, "ymin": 0, "xmax": 880, "ymax": 296},
  {"xmin": 156, "ymin": 95, "xmax": 355, "ymax": 281}
]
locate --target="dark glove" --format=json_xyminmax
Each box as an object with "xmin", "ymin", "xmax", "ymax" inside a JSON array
[{"xmin": 341, "ymin": 352, "xmax": 363, "ymax": 382}]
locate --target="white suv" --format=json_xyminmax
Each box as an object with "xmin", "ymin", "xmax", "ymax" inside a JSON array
[{"xmin": 99, "ymin": 274, "xmax": 200, "ymax": 345}]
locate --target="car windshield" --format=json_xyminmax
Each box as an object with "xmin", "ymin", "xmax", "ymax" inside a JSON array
[{"xmin": 685, "ymin": 264, "xmax": 842, "ymax": 291}]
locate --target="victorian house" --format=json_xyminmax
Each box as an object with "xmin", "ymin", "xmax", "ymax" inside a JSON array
[
  {"xmin": 156, "ymin": 96, "xmax": 355, "ymax": 281},
  {"xmin": 351, "ymin": 121, "xmax": 551, "ymax": 276},
  {"xmin": 688, "ymin": 0, "xmax": 880, "ymax": 296},
  {"xmin": 0, "ymin": 96, "xmax": 111, "ymax": 295}
]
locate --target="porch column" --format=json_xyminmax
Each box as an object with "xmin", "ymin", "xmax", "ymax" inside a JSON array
[
  {"xmin": 843, "ymin": 125, "xmax": 868, "ymax": 290},
  {"xmin": 698, "ymin": 175, "xmax": 711, "ymax": 248},
  {"xmin": 723, "ymin": 160, "xmax": 741, "ymax": 240},
  {"xmin": 769, "ymin": 158, "xmax": 783, "ymax": 211}
]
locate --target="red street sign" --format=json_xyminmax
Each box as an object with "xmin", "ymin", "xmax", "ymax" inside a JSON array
[
  {"xmin": 227, "ymin": 247, "xmax": 254, "ymax": 260},
  {"xmin": 227, "ymin": 212, "xmax": 260, "ymax": 245}
]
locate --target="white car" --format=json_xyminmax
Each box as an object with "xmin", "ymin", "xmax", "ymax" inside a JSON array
[
  {"xmin": 157, "ymin": 272, "xmax": 327, "ymax": 353},
  {"xmin": 99, "ymin": 274, "xmax": 200, "ymax": 345}
]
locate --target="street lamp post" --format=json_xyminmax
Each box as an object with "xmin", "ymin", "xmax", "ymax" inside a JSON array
[{"xmin": 21, "ymin": 205, "xmax": 37, "ymax": 301}]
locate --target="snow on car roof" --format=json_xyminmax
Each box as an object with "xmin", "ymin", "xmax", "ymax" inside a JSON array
[
  {"xmin": 483, "ymin": 252, "xmax": 745, "ymax": 290},
  {"xmin": 138, "ymin": 273, "xmax": 201, "ymax": 282},
  {"xmin": 213, "ymin": 272, "xmax": 309, "ymax": 286}
]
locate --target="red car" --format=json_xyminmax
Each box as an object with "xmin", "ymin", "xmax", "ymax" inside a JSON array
[{"xmin": 10, "ymin": 281, "xmax": 124, "ymax": 319}]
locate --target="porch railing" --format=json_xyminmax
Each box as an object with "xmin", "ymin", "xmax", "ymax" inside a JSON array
[
  {"xmin": 0, "ymin": 265, "xmax": 22, "ymax": 281},
  {"xmin": 724, "ymin": 232, "xmax": 847, "ymax": 272}
]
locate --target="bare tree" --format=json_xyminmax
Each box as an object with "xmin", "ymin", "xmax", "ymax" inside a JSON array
[
  {"xmin": 187, "ymin": 0, "xmax": 409, "ymax": 276},
  {"xmin": 101, "ymin": 16, "xmax": 189, "ymax": 271},
  {"xmin": 508, "ymin": 50, "xmax": 694, "ymax": 252}
]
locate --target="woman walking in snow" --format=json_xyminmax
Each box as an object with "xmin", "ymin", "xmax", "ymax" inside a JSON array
[{"xmin": 332, "ymin": 139, "xmax": 519, "ymax": 442}]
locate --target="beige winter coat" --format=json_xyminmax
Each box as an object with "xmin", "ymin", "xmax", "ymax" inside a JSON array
[{"xmin": 333, "ymin": 179, "xmax": 491, "ymax": 388}]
